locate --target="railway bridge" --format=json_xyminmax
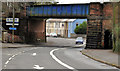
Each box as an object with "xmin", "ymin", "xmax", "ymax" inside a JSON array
[
  {"xmin": 26, "ymin": 2, "xmax": 118, "ymax": 49},
  {"xmin": 26, "ymin": 2, "xmax": 117, "ymax": 49},
  {"xmin": 3, "ymin": 2, "xmax": 118, "ymax": 49}
]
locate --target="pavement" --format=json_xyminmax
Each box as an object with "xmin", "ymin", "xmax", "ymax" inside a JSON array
[
  {"xmin": 2, "ymin": 43, "xmax": 34, "ymax": 48},
  {"xmin": 81, "ymin": 49, "xmax": 120, "ymax": 68},
  {"xmin": 1, "ymin": 37, "xmax": 76, "ymax": 48}
]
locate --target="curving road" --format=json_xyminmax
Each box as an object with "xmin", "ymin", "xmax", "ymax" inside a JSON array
[{"xmin": 2, "ymin": 37, "xmax": 118, "ymax": 71}]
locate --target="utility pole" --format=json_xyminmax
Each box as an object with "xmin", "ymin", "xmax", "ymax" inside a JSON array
[{"xmin": 12, "ymin": 0, "xmax": 15, "ymax": 44}]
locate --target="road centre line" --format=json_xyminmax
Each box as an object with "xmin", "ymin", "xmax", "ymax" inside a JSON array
[
  {"xmin": 8, "ymin": 57, "xmax": 12, "ymax": 60},
  {"xmin": 4, "ymin": 47, "xmax": 39, "ymax": 68},
  {"xmin": 5, "ymin": 61, "xmax": 9, "ymax": 65},
  {"xmin": 32, "ymin": 53, "xmax": 37, "ymax": 56}
]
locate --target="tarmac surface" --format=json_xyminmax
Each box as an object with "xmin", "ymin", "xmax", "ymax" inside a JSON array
[{"xmin": 1, "ymin": 37, "xmax": 120, "ymax": 70}]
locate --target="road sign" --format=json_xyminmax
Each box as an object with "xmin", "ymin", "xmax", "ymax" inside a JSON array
[
  {"xmin": 9, "ymin": 27, "xmax": 17, "ymax": 30},
  {"xmin": 6, "ymin": 18, "xmax": 19, "ymax": 26},
  {"xmin": 6, "ymin": 18, "xmax": 19, "ymax": 22},
  {"xmin": 6, "ymin": 23, "xmax": 19, "ymax": 26}
]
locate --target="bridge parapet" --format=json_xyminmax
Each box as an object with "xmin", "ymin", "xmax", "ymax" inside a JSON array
[{"xmin": 26, "ymin": 4, "xmax": 89, "ymax": 18}]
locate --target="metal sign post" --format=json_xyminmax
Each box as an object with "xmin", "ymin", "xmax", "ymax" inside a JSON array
[{"xmin": 12, "ymin": 0, "xmax": 15, "ymax": 44}]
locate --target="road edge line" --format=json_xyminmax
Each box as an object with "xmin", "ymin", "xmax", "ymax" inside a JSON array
[
  {"xmin": 50, "ymin": 48, "xmax": 75, "ymax": 70},
  {"xmin": 80, "ymin": 51, "xmax": 120, "ymax": 69}
]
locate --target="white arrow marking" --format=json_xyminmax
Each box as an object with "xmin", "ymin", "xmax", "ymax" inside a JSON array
[
  {"xmin": 33, "ymin": 65, "xmax": 44, "ymax": 70},
  {"xmin": 32, "ymin": 53, "xmax": 37, "ymax": 56}
]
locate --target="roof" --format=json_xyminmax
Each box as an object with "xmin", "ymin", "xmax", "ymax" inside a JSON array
[
  {"xmin": 67, "ymin": 19, "xmax": 76, "ymax": 22},
  {"xmin": 46, "ymin": 19, "xmax": 76, "ymax": 22}
]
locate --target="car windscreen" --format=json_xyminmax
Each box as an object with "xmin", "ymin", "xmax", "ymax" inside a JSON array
[{"xmin": 76, "ymin": 37, "xmax": 83, "ymax": 40}]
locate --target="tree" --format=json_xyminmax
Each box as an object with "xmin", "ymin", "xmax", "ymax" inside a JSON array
[
  {"xmin": 2, "ymin": 0, "xmax": 58, "ymax": 17},
  {"xmin": 34, "ymin": 0, "xmax": 58, "ymax": 5},
  {"xmin": 109, "ymin": 0, "xmax": 120, "ymax": 53},
  {"xmin": 74, "ymin": 21, "xmax": 87, "ymax": 34},
  {"xmin": 109, "ymin": 0, "xmax": 120, "ymax": 2},
  {"xmin": 2, "ymin": 2, "xmax": 33, "ymax": 17},
  {"xmin": 112, "ymin": 3, "xmax": 120, "ymax": 53}
]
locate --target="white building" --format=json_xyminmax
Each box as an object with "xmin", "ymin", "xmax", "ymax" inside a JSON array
[{"xmin": 46, "ymin": 19, "xmax": 69, "ymax": 37}]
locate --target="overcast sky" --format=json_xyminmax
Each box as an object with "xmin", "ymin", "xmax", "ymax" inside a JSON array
[{"xmin": 57, "ymin": 0, "xmax": 110, "ymax": 4}]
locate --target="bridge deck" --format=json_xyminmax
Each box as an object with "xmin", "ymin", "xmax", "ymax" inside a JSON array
[{"xmin": 26, "ymin": 4, "xmax": 89, "ymax": 18}]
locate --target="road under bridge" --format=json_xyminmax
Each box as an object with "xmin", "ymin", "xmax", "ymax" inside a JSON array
[{"xmin": 3, "ymin": 2, "xmax": 119, "ymax": 49}]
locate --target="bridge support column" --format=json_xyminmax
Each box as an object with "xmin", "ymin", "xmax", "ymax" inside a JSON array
[
  {"xmin": 87, "ymin": 3, "xmax": 103, "ymax": 48},
  {"xmin": 87, "ymin": 2, "xmax": 114, "ymax": 49},
  {"xmin": 102, "ymin": 3, "xmax": 113, "ymax": 49},
  {"xmin": 26, "ymin": 18, "xmax": 46, "ymax": 43}
]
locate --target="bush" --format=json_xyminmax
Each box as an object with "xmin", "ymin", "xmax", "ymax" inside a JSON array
[
  {"xmin": 112, "ymin": 24, "xmax": 120, "ymax": 53},
  {"xmin": 74, "ymin": 21, "xmax": 87, "ymax": 34}
]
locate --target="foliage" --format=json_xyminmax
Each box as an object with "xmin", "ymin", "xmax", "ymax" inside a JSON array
[
  {"xmin": 2, "ymin": 0, "xmax": 58, "ymax": 16},
  {"xmin": 112, "ymin": 24, "xmax": 120, "ymax": 53},
  {"xmin": 74, "ymin": 21, "xmax": 87, "ymax": 34},
  {"xmin": 109, "ymin": 0, "xmax": 120, "ymax": 2},
  {"xmin": 2, "ymin": 2, "xmax": 32, "ymax": 17},
  {"xmin": 112, "ymin": 2, "xmax": 120, "ymax": 53},
  {"xmin": 33, "ymin": 0, "xmax": 58, "ymax": 5}
]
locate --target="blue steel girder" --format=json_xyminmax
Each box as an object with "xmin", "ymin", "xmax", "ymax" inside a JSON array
[{"xmin": 26, "ymin": 4, "xmax": 90, "ymax": 18}]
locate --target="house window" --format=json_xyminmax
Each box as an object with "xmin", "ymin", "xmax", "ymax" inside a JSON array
[
  {"xmin": 76, "ymin": 23, "xmax": 78, "ymax": 26},
  {"xmin": 62, "ymin": 24, "xmax": 64, "ymax": 27},
  {"xmin": 58, "ymin": 23, "xmax": 60, "ymax": 28},
  {"xmin": 55, "ymin": 22, "xmax": 60, "ymax": 28}
]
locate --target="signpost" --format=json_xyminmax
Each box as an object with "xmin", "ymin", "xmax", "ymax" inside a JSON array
[
  {"xmin": 12, "ymin": 0, "xmax": 15, "ymax": 44},
  {"xmin": 5, "ymin": 0, "xmax": 18, "ymax": 43},
  {"xmin": 6, "ymin": 18, "xmax": 19, "ymax": 23},
  {"xmin": 6, "ymin": 23, "xmax": 19, "ymax": 26},
  {"xmin": 6, "ymin": 18, "xmax": 19, "ymax": 43},
  {"xmin": 6, "ymin": 18, "xmax": 19, "ymax": 26}
]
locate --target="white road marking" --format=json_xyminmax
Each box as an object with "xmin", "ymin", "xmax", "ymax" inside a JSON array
[
  {"xmin": 33, "ymin": 65, "xmax": 44, "ymax": 70},
  {"xmin": 4, "ymin": 52, "xmax": 22, "ymax": 68},
  {"xmin": 5, "ymin": 54, "xmax": 16, "ymax": 66},
  {"xmin": 8, "ymin": 57, "xmax": 12, "ymax": 61},
  {"xmin": 50, "ymin": 48, "xmax": 75, "ymax": 70},
  {"xmin": 4, "ymin": 47, "xmax": 40, "ymax": 68},
  {"xmin": 32, "ymin": 53, "xmax": 37, "ymax": 56},
  {"xmin": 12, "ymin": 55, "xmax": 16, "ymax": 58},
  {"xmin": 5, "ymin": 61, "xmax": 9, "ymax": 64}
]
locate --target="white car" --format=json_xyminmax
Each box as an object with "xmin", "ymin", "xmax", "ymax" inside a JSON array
[
  {"xmin": 50, "ymin": 33, "xmax": 57, "ymax": 37},
  {"xmin": 76, "ymin": 37, "xmax": 84, "ymax": 44},
  {"xmin": 46, "ymin": 33, "xmax": 50, "ymax": 37},
  {"xmin": 74, "ymin": 37, "xmax": 85, "ymax": 47}
]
